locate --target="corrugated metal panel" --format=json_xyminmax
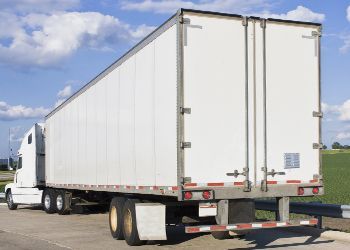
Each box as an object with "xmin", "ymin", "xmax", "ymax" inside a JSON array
[
  {"xmin": 96, "ymin": 77, "xmax": 107, "ymax": 185},
  {"xmin": 119, "ymin": 56, "xmax": 137, "ymax": 186},
  {"xmin": 135, "ymin": 41, "xmax": 156, "ymax": 186},
  {"xmin": 154, "ymin": 25, "xmax": 177, "ymax": 186},
  {"xmin": 106, "ymin": 69, "xmax": 120, "ymax": 185}
]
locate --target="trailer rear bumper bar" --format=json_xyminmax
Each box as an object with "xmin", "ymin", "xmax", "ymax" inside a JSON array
[
  {"xmin": 185, "ymin": 219, "xmax": 318, "ymax": 233},
  {"xmin": 182, "ymin": 182, "xmax": 324, "ymax": 200}
]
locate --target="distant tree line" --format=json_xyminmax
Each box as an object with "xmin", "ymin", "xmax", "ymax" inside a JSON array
[{"xmin": 331, "ymin": 142, "xmax": 350, "ymax": 149}]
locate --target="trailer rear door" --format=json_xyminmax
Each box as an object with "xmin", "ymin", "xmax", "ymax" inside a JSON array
[
  {"xmin": 182, "ymin": 13, "xmax": 321, "ymax": 187},
  {"xmin": 183, "ymin": 14, "xmax": 247, "ymax": 184}
]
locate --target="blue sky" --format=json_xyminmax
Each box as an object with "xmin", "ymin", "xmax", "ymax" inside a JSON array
[{"xmin": 0, "ymin": 0, "xmax": 350, "ymax": 158}]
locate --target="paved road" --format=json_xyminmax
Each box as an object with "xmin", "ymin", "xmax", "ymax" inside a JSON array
[{"xmin": 0, "ymin": 205, "xmax": 349, "ymax": 250}]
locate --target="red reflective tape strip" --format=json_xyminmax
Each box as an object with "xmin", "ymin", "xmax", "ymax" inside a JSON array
[
  {"xmin": 184, "ymin": 183, "xmax": 197, "ymax": 187},
  {"xmin": 310, "ymin": 179, "xmax": 318, "ymax": 183},
  {"xmin": 200, "ymin": 205, "xmax": 217, "ymax": 208},
  {"xmin": 207, "ymin": 183, "xmax": 225, "ymax": 187},
  {"xmin": 309, "ymin": 219, "xmax": 318, "ymax": 224},
  {"xmin": 210, "ymin": 225, "xmax": 227, "ymax": 231},
  {"xmin": 286, "ymin": 180, "xmax": 301, "ymax": 184},
  {"xmin": 186, "ymin": 227, "xmax": 200, "ymax": 233},
  {"xmin": 152, "ymin": 186, "xmax": 159, "ymax": 190},
  {"xmin": 262, "ymin": 222, "xmax": 277, "ymax": 228},
  {"xmin": 172, "ymin": 186, "xmax": 179, "ymax": 191},
  {"xmin": 236, "ymin": 224, "xmax": 252, "ymax": 229},
  {"xmin": 234, "ymin": 182, "xmax": 244, "ymax": 186},
  {"xmin": 267, "ymin": 181, "xmax": 277, "ymax": 184}
]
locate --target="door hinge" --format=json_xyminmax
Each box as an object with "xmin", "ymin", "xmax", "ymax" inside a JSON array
[
  {"xmin": 313, "ymin": 143, "xmax": 323, "ymax": 149},
  {"xmin": 261, "ymin": 180, "xmax": 268, "ymax": 192},
  {"xmin": 242, "ymin": 16, "xmax": 248, "ymax": 26},
  {"xmin": 181, "ymin": 142, "xmax": 191, "ymax": 149},
  {"xmin": 312, "ymin": 30, "xmax": 322, "ymax": 37},
  {"xmin": 313, "ymin": 111, "xmax": 323, "ymax": 118},
  {"xmin": 180, "ymin": 107, "xmax": 191, "ymax": 114},
  {"xmin": 181, "ymin": 177, "xmax": 192, "ymax": 184},
  {"xmin": 302, "ymin": 30, "xmax": 321, "ymax": 56},
  {"xmin": 179, "ymin": 16, "xmax": 190, "ymax": 24}
]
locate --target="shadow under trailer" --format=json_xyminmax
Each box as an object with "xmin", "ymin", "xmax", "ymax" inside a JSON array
[{"xmin": 5, "ymin": 9, "xmax": 323, "ymax": 246}]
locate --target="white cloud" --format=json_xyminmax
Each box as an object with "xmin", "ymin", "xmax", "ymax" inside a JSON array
[
  {"xmin": 0, "ymin": 11, "xmax": 153, "ymax": 68},
  {"xmin": 340, "ymin": 6, "xmax": 350, "ymax": 53},
  {"xmin": 322, "ymin": 100, "xmax": 350, "ymax": 121},
  {"xmin": 256, "ymin": 6, "xmax": 325, "ymax": 23},
  {"xmin": 338, "ymin": 100, "xmax": 350, "ymax": 121},
  {"xmin": 0, "ymin": 101, "xmax": 50, "ymax": 121},
  {"xmin": 121, "ymin": 0, "xmax": 269, "ymax": 14},
  {"xmin": 9, "ymin": 126, "xmax": 24, "ymax": 142},
  {"xmin": 57, "ymin": 85, "xmax": 72, "ymax": 99},
  {"xmin": 0, "ymin": 9, "xmax": 154, "ymax": 68},
  {"xmin": 336, "ymin": 132, "xmax": 350, "ymax": 140},
  {"xmin": 0, "ymin": 0, "xmax": 80, "ymax": 13},
  {"xmin": 121, "ymin": 1, "xmax": 324, "ymax": 23},
  {"xmin": 130, "ymin": 24, "xmax": 156, "ymax": 39},
  {"xmin": 340, "ymin": 35, "xmax": 350, "ymax": 53},
  {"xmin": 322, "ymin": 102, "xmax": 339, "ymax": 114}
]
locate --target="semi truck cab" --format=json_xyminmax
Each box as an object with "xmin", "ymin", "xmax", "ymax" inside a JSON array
[{"xmin": 5, "ymin": 123, "xmax": 45, "ymax": 208}]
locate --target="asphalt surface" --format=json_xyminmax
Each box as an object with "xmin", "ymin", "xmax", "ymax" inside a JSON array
[{"xmin": 0, "ymin": 204, "xmax": 349, "ymax": 250}]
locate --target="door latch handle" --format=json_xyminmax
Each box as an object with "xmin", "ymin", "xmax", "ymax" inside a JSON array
[
  {"xmin": 227, "ymin": 168, "xmax": 248, "ymax": 178},
  {"xmin": 267, "ymin": 169, "xmax": 285, "ymax": 177}
]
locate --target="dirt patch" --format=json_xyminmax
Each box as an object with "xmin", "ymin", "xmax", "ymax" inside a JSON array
[{"xmin": 323, "ymin": 217, "xmax": 350, "ymax": 232}]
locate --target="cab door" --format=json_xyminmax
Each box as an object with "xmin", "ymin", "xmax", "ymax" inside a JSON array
[{"xmin": 16, "ymin": 128, "xmax": 38, "ymax": 187}]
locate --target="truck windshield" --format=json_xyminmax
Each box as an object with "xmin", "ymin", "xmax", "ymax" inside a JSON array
[{"xmin": 17, "ymin": 157, "xmax": 22, "ymax": 170}]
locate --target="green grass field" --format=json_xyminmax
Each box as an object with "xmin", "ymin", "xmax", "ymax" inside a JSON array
[
  {"xmin": 292, "ymin": 150, "xmax": 350, "ymax": 204},
  {"xmin": 0, "ymin": 180, "xmax": 11, "ymax": 193},
  {"xmin": 257, "ymin": 150, "xmax": 350, "ymax": 221}
]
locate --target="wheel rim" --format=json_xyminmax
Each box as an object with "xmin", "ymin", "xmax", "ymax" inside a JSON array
[
  {"xmin": 124, "ymin": 209, "xmax": 132, "ymax": 238},
  {"xmin": 110, "ymin": 206, "xmax": 118, "ymax": 232},
  {"xmin": 44, "ymin": 194, "xmax": 51, "ymax": 209},
  {"xmin": 56, "ymin": 194, "xmax": 63, "ymax": 211}
]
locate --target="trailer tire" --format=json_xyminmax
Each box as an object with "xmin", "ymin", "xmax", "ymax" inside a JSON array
[
  {"xmin": 42, "ymin": 189, "xmax": 56, "ymax": 214},
  {"xmin": 6, "ymin": 189, "xmax": 17, "ymax": 210},
  {"xmin": 211, "ymin": 231, "xmax": 231, "ymax": 240},
  {"xmin": 56, "ymin": 190, "xmax": 71, "ymax": 215},
  {"xmin": 109, "ymin": 197, "xmax": 125, "ymax": 240},
  {"xmin": 122, "ymin": 199, "xmax": 146, "ymax": 246}
]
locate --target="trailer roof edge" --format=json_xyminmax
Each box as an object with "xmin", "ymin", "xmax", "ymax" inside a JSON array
[{"xmin": 181, "ymin": 8, "xmax": 321, "ymax": 27}]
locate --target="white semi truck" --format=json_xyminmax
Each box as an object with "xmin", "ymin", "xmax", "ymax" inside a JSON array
[{"xmin": 5, "ymin": 9, "xmax": 323, "ymax": 246}]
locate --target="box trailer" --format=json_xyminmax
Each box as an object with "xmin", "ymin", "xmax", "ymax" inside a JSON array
[{"xmin": 5, "ymin": 9, "xmax": 323, "ymax": 246}]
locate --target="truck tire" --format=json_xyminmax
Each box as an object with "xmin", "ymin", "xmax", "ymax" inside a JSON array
[
  {"xmin": 122, "ymin": 199, "xmax": 146, "ymax": 246},
  {"xmin": 42, "ymin": 189, "xmax": 56, "ymax": 214},
  {"xmin": 6, "ymin": 189, "xmax": 17, "ymax": 210},
  {"xmin": 56, "ymin": 190, "xmax": 71, "ymax": 215},
  {"xmin": 109, "ymin": 197, "xmax": 126, "ymax": 240}
]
